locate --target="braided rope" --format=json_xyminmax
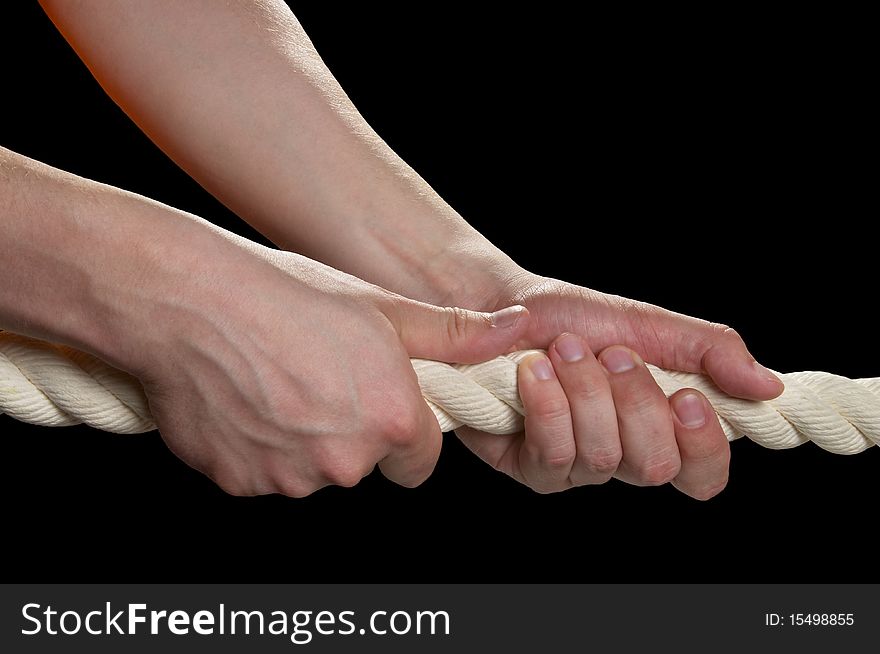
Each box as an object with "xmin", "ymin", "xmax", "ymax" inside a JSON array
[{"xmin": 2, "ymin": 331, "xmax": 879, "ymax": 454}]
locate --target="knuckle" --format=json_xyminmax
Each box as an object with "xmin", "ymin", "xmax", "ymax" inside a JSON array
[
  {"xmin": 561, "ymin": 371, "xmax": 610, "ymax": 404},
  {"xmin": 522, "ymin": 474, "xmax": 570, "ymax": 494},
  {"xmin": 690, "ymin": 477, "xmax": 729, "ymax": 501},
  {"xmin": 217, "ymin": 481, "xmax": 252, "ymax": 497},
  {"xmin": 209, "ymin": 467, "xmax": 254, "ymax": 497},
  {"xmin": 536, "ymin": 471, "xmax": 577, "ymax": 493},
  {"xmin": 276, "ymin": 478, "xmax": 317, "ymax": 498},
  {"xmin": 523, "ymin": 438, "xmax": 575, "ymax": 471},
  {"xmin": 712, "ymin": 322, "xmax": 744, "ymax": 345},
  {"xmin": 392, "ymin": 455, "xmax": 438, "ymax": 489},
  {"xmin": 531, "ymin": 396, "xmax": 571, "ymax": 422},
  {"xmin": 621, "ymin": 389, "xmax": 665, "ymax": 416},
  {"xmin": 532, "ymin": 484, "xmax": 566, "ymax": 495},
  {"xmin": 415, "ymin": 448, "xmax": 442, "ymax": 482},
  {"xmin": 309, "ymin": 441, "xmax": 375, "ymax": 488},
  {"xmin": 332, "ymin": 473, "xmax": 363, "ymax": 489},
  {"xmin": 543, "ymin": 448, "xmax": 576, "ymax": 471},
  {"xmin": 686, "ymin": 434, "xmax": 731, "ymax": 465},
  {"xmin": 397, "ymin": 468, "xmax": 432, "ymax": 489},
  {"xmin": 576, "ymin": 382, "xmax": 610, "ymax": 404},
  {"xmin": 379, "ymin": 404, "xmax": 423, "ymax": 448},
  {"xmin": 636, "ymin": 456, "xmax": 681, "ymax": 486},
  {"xmin": 579, "ymin": 446, "xmax": 622, "ymax": 475},
  {"xmin": 318, "ymin": 459, "xmax": 368, "ymax": 488},
  {"xmin": 443, "ymin": 306, "xmax": 477, "ymax": 343}
]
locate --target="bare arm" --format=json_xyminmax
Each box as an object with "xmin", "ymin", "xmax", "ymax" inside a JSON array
[
  {"xmin": 0, "ymin": 145, "xmax": 204, "ymax": 367},
  {"xmin": 0, "ymin": 145, "xmax": 526, "ymax": 494},
  {"xmin": 37, "ymin": 1, "xmax": 782, "ymax": 499},
  {"xmin": 39, "ymin": 0, "xmax": 512, "ymax": 307}
]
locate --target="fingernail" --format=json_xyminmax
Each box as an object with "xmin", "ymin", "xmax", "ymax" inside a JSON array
[
  {"xmin": 555, "ymin": 333, "xmax": 585, "ymax": 363},
  {"xmin": 600, "ymin": 347, "xmax": 636, "ymax": 373},
  {"xmin": 672, "ymin": 392, "xmax": 707, "ymax": 428},
  {"xmin": 752, "ymin": 359, "xmax": 783, "ymax": 386},
  {"xmin": 528, "ymin": 355, "xmax": 555, "ymax": 381},
  {"xmin": 490, "ymin": 305, "xmax": 526, "ymax": 329}
]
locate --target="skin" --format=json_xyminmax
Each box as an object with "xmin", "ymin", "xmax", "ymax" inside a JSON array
[
  {"xmin": 27, "ymin": 0, "xmax": 785, "ymax": 499},
  {"xmin": 453, "ymin": 275, "xmax": 778, "ymax": 497},
  {"xmin": 0, "ymin": 148, "xmax": 528, "ymax": 495}
]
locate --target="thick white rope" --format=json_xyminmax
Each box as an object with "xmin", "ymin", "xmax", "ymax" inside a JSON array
[{"xmin": 2, "ymin": 331, "xmax": 879, "ymax": 454}]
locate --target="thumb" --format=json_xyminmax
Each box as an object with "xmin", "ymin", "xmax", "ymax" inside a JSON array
[
  {"xmin": 389, "ymin": 301, "xmax": 529, "ymax": 363},
  {"xmin": 624, "ymin": 304, "xmax": 784, "ymax": 401}
]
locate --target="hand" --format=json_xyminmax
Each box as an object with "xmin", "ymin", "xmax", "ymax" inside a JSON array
[
  {"xmin": 126, "ymin": 233, "xmax": 529, "ymax": 497},
  {"xmin": 454, "ymin": 271, "xmax": 784, "ymax": 499}
]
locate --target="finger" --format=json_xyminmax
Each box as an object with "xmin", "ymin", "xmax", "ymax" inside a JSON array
[
  {"xmin": 517, "ymin": 352, "xmax": 575, "ymax": 492},
  {"xmin": 390, "ymin": 299, "xmax": 529, "ymax": 363},
  {"xmin": 629, "ymin": 306, "xmax": 783, "ymax": 401},
  {"xmin": 598, "ymin": 346, "xmax": 680, "ymax": 487},
  {"xmin": 455, "ymin": 424, "xmax": 518, "ymax": 472},
  {"xmin": 377, "ymin": 399, "xmax": 443, "ymax": 488},
  {"xmin": 548, "ymin": 333, "xmax": 621, "ymax": 485},
  {"xmin": 668, "ymin": 390, "xmax": 731, "ymax": 500},
  {"xmin": 700, "ymin": 326, "xmax": 783, "ymax": 401},
  {"xmin": 455, "ymin": 425, "xmax": 526, "ymax": 482}
]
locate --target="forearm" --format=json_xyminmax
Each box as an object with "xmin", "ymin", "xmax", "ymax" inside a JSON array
[
  {"xmin": 40, "ymin": 0, "xmax": 515, "ymax": 306},
  {"xmin": 0, "ymin": 146, "xmax": 237, "ymax": 374}
]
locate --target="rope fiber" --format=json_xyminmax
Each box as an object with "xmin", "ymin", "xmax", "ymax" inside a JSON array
[{"xmin": 2, "ymin": 331, "xmax": 879, "ymax": 454}]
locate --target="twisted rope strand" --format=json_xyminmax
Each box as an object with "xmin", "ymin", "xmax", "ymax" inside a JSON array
[{"xmin": 2, "ymin": 331, "xmax": 878, "ymax": 454}]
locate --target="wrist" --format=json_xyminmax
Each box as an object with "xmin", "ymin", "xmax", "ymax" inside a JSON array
[
  {"xmin": 67, "ymin": 202, "xmax": 205, "ymax": 375},
  {"xmin": 44, "ymin": 185, "xmax": 254, "ymax": 379},
  {"xmin": 418, "ymin": 240, "xmax": 525, "ymax": 310},
  {"xmin": 345, "ymin": 194, "xmax": 527, "ymax": 310}
]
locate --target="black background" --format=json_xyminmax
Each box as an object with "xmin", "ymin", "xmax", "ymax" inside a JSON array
[{"xmin": 1, "ymin": 3, "xmax": 874, "ymax": 581}]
